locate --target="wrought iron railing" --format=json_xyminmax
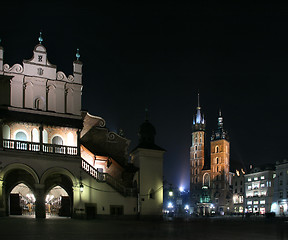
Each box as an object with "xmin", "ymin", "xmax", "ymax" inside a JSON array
[
  {"xmin": 2, "ymin": 139, "xmax": 78, "ymax": 156},
  {"xmin": 81, "ymin": 159, "xmax": 137, "ymax": 197}
]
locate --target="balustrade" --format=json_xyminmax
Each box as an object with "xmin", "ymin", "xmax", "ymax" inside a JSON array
[
  {"xmin": 81, "ymin": 159, "xmax": 137, "ymax": 197},
  {"xmin": 2, "ymin": 139, "xmax": 77, "ymax": 156}
]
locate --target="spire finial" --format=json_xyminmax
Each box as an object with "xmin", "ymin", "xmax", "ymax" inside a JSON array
[
  {"xmin": 38, "ymin": 32, "xmax": 43, "ymax": 44},
  {"xmin": 219, "ymin": 108, "xmax": 222, "ymax": 117},
  {"xmin": 76, "ymin": 48, "xmax": 80, "ymax": 60},
  {"xmin": 197, "ymin": 92, "xmax": 200, "ymax": 109}
]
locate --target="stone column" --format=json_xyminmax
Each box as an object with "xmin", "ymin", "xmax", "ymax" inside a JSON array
[
  {"xmin": 34, "ymin": 184, "xmax": 46, "ymax": 218},
  {"xmin": 77, "ymin": 129, "xmax": 81, "ymax": 156},
  {"xmin": 0, "ymin": 180, "xmax": 6, "ymax": 217},
  {"xmin": 39, "ymin": 125, "xmax": 43, "ymax": 152},
  {"xmin": 0, "ymin": 119, "xmax": 3, "ymax": 150}
]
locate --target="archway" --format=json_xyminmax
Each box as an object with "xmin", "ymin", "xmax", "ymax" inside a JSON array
[
  {"xmin": 10, "ymin": 183, "xmax": 35, "ymax": 216},
  {"xmin": 46, "ymin": 186, "xmax": 70, "ymax": 217},
  {"xmin": 3, "ymin": 167, "xmax": 38, "ymax": 217},
  {"xmin": 42, "ymin": 172, "xmax": 74, "ymax": 218}
]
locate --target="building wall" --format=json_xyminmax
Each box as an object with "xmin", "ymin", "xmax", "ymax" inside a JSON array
[
  {"xmin": 245, "ymin": 170, "xmax": 275, "ymax": 214},
  {"xmin": 131, "ymin": 148, "xmax": 164, "ymax": 216},
  {"xmin": 271, "ymin": 161, "xmax": 288, "ymax": 215},
  {"xmin": 232, "ymin": 170, "xmax": 245, "ymax": 213},
  {"xmin": 1, "ymin": 44, "xmax": 82, "ymax": 116}
]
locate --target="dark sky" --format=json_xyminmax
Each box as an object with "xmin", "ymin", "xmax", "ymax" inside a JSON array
[{"xmin": 1, "ymin": 2, "xmax": 288, "ymax": 189}]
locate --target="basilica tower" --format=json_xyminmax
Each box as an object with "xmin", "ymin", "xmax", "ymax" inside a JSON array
[
  {"xmin": 210, "ymin": 110, "xmax": 231, "ymax": 212},
  {"xmin": 190, "ymin": 94, "xmax": 205, "ymax": 190}
]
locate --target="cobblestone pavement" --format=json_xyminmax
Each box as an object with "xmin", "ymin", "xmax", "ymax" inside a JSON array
[{"xmin": 0, "ymin": 216, "xmax": 287, "ymax": 240}]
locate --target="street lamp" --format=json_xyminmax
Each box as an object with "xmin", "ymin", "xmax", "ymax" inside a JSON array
[{"xmin": 79, "ymin": 176, "xmax": 84, "ymax": 192}]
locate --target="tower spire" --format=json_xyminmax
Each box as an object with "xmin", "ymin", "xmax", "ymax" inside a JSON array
[
  {"xmin": 193, "ymin": 93, "xmax": 205, "ymax": 131},
  {"xmin": 197, "ymin": 92, "xmax": 200, "ymax": 109}
]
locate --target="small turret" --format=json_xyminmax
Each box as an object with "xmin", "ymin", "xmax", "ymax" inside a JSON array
[
  {"xmin": 73, "ymin": 48, "xmax": 82, "ymax": 84},
  {"xmin": 211, "ymin": 109, "xmax": 229, "ymax": 141}
]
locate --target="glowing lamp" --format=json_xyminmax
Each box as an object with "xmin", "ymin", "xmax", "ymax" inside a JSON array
[{"xmin": 80, "ymin": 183, "xmax": 84, "ymax": 192}]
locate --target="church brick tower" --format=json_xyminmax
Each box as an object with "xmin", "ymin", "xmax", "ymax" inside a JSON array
[{"xmin": 210, "ymin": 110, "xmax": 231, "ymax": 213}]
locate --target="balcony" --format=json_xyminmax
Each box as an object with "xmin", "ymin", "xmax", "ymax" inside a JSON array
[{"xmin": 2, "ymin": 139, "xmax": 78, "ymax": 156}]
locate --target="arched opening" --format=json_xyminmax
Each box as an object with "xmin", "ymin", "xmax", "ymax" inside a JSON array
[
  {"xmin": 43, "ymin": 173, "xmax": 74, "ymax": 218},
  {"xmin": 15, "ymin": 131, "xmax": 27, "ymax": 141},
  {"xmin": 32, "ymin": 128, "xmax": 39, "ymax": 142},
  {"xmin": 43, "ymin": 130, "xmax": 48, "ymax": 144},
  {"xmin": 10, "ymin": 183, "xmax": 35, "ymax": 216},
  {"xmin": 52, "ymin": 136, "xmax": 64, "ymax": 153},
  {"xmin": 3, "ymin": 125, "xmax": 10, "ymax": 139},
  {"xmin": 3, "ymin": 167, "xmax": 38, "ymax": 217},
  {"xmin": 46, "ymin": 186, "xmax": 70, "ymax": 217},
  {"xmin": 52, "ymin": 136, "xmax": 63, "ymax": 145}
]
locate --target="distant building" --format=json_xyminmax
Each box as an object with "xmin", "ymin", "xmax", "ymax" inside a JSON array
[
  {"xmin": 232, "ymin": 169, "xmax": 245, "ymax": 214},
  {"xmin": 271, "ymin": 160, "xmax": 288, "ymax": 216},
  {"xmin": 244, "ymin": 166, "xmax": 275, "ymax": 215},
  {"xmin": 0, "ymin": 34, "xmax": 163, "ymax": 219},
  {"xmin": 190, "ymin": 94, "xmax": 233, "ymax": 215}
]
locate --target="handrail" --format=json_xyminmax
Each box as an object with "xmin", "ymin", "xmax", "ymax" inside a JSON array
[
  {"xmin": 2, "ymin": 139, "xmax": 78, "ymax": 156},
  {"xmin": 81, "ymin": 159, "xmax": 137, "ymax": 197}
]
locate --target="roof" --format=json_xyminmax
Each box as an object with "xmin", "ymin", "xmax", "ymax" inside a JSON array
[{"xmin": 0, "ymin": 107, "xmax": 83, "ymax": 129}]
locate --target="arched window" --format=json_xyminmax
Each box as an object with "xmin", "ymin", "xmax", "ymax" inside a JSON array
[
  {"xmin": 194, "ymin": 153, "xmax": 197, "ymax": 159},
  {"xmin": 67, "ymin": 132, "xmax": 74, "ymax": 146},
  {"xmin": 43, "ymin": 130, "xmax": 48, "ymax": 144},
  {"xmin": 52, "ymin": 136, "xmax": 63, "ymax": 145},
  {"xmin": 15, "ymin": 131, "xmax": 27, "ymax": 141},
  {"xmin": 215, "ymin": 146, "xmax": 219, "ymax": 153},
  {"xmin": 216, "ymin": 157, "xmax": 219, "ymax": 164},
  {"xmin": 32, "ymin": 128, "xmax": 39, "ymax": 142},
  {"xmin": 3, "ymin": 125, "xmax": 10, "ymax": 139},
  {"xmin": 203, "ymin": 173, "xmax": 210, "ymax": 187}
]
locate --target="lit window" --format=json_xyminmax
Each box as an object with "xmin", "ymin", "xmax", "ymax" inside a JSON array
[
  {"xmin": 260, "ymin": 200, "xmax": 265, "ymax": 205},
  {"xmin": 253, "ymin": 201, "xmax": 259, "ymax": 205},
  {"xmin": 260, "ymin": 183, "xmax": 265, "ymax": 188},
  {"xmin": 248, "ymin": 185, "xmax": 252, "ymax": 190},
  {"xmin": 247, "ymin": 201, "xmax": 252, "ymax": 205},
  {"xmin": 260, "ymin": 176, "xmax": 265, "ymax": 180},
  {"xmin": 253, "ymin": 191, "xmax": 259, "ymax": 196},
  {"xmin": 254, "ymin": 177, "xmax": 258, "ymax": 181},
  {"xmin": 15, "ymin": 131, "xmax": 27, "ymax": 141},
  {"xmin": 248, "ymin": 178, "xmax": 252, "ymax": 182},
  {"xmin": 239, "ymin": 196, "xmax": 243, "ymax": 203},
  {"xmin": 273, "ymin": 173, "xmax": 276, "ymax": 179}
]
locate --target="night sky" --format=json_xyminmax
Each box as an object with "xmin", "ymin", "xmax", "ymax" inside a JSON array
[{"xmin": 1, "ymin": 2, "xmax": 288, "ymax": 189}]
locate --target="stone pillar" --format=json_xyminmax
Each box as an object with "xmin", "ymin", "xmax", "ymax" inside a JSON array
[
  {"xmin": 77, "ymin": 129, "xmax": 81, "ymax": 156},
  {"xmin": 0, "ymin": 180, "xmax": 6, "ymax": 217},
  {"xmin": 0, "ymin": 119, "xmax": 3, "ymax": 150},
  {"xmin": 34, "ymin": 184, "xmax": 46, "ymax": 218},
  {"xmin": 39, "ymin": 125, "xmax": 43, "ymax": 152}
]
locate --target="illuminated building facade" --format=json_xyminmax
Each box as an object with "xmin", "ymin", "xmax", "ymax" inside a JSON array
[
  {"xmin": 244, "ymin": 166, "xmax": 275, "ymax": 215},
  {"xmin": 232, "ymin": 169, "xmax": 245, "ymax": 214},
  {"xmin": 271, "ymin": 160, "xmax": 288, "ymax": 216},
  {"xmin": 0, "ymin": 35, "xmax": 163, "ymax": 218},
  {"xmin": 190, "ymin": 94, "xmax": 233, "ymax": 215}
]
